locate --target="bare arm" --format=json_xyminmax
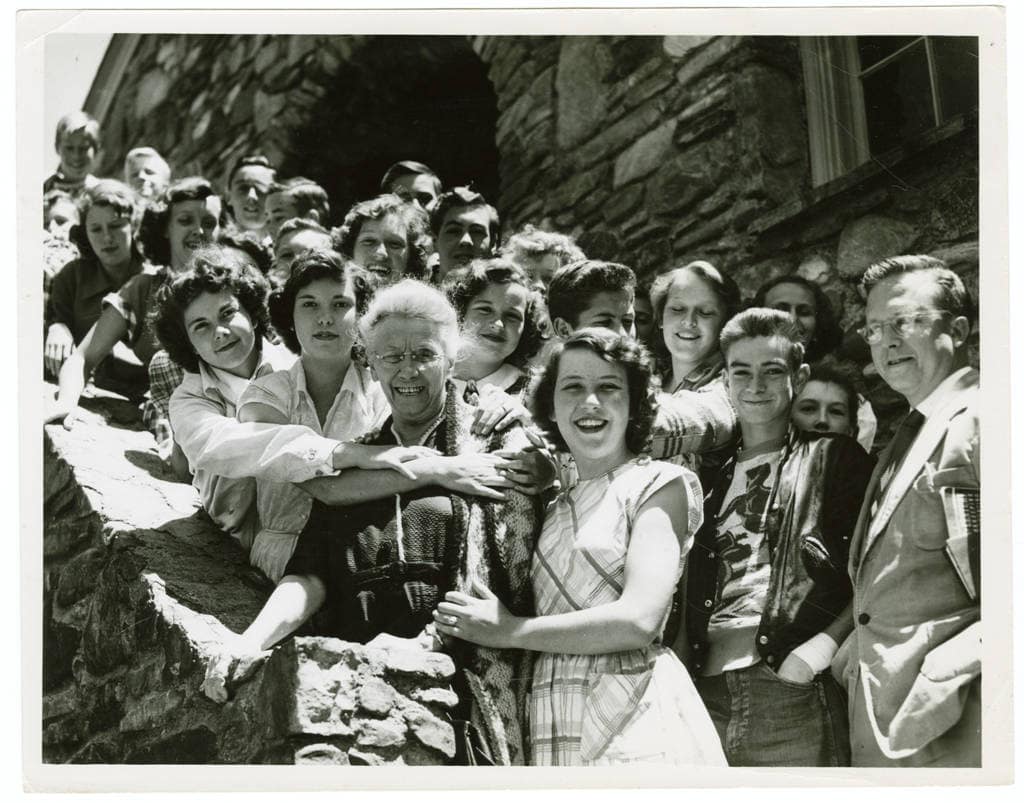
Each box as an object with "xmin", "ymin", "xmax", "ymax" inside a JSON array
[
  {"xmin": 237, "ymin": 574, "xmax": 327, "ymax": 652},
  {"xmin": 46, "ymin": 308, "xmax": 129, "ymax": 426},
  {"xmin": 299, "ymin": 453, "xmax": 514, "ymax": 506},
  {"xmin": 437, "ymin": 478, "xmax": 689, "ymax": 654},
  {"xmin": 202, "ymin": 574, "xmax": 326, "ymax": 703}
]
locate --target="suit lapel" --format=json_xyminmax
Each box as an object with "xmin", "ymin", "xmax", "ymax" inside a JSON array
[{"xmin": 861, "ymin": 369, "xmax": 977, "ymax": 557}]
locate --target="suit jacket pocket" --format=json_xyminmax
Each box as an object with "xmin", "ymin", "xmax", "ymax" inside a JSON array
[{"xmin": 908, "ymin": 466, "xmax": 976, "ymax": 550}]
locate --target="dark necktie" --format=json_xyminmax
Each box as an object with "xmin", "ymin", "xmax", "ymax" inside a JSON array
[{"xmin": 874, "ymin": 409, "xmax": 926, "ymax": 509}]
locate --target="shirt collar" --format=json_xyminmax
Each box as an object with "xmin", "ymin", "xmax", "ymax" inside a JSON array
[
  {"xmin": 294, "ymin": 359, "xmax": 372, "ymax": 410},
  {"xmin": 198, "ymin": 338, "xmax": 296, "ymax": 403},
  {"xmin": 913, "ymin": 365, "xmax": 972, "ymax": 420},
  {"xmin": 452, "ymin": 363, "xmax": 523, "ymax": 396}
]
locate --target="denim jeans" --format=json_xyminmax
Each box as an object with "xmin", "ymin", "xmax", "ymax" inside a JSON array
[{"xmin": 695, "ymin": 661, "xmax": 851, "ymax": 766}]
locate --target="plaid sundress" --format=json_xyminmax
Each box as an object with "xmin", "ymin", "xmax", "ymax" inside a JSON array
[{"xmin": 529, "ymin": 457, "xmax": 726, "ymax": 766}]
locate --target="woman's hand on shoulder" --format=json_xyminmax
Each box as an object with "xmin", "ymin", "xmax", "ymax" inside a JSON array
[{"xmin": 434, "ymin": 581, "xmax": 520, "ymax": 649}]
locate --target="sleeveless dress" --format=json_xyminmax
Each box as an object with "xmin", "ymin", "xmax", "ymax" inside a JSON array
[{"xmin": 529, "ymin": 457, "xmax": 727, "ymax": 766}]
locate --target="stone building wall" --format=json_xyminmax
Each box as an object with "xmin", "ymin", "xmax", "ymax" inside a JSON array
[
  {"xmin": 43, "ymin": 387, "xmax": 456, "ymax": 765},
  {"xmin": 93, "ymin": 34, "xmax": 978, "ymax": 320}
]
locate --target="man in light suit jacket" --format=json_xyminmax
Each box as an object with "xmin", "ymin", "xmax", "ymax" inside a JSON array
[{"xmin": 834, "ymin": 255, "xmax": 980, "ymax": 767}]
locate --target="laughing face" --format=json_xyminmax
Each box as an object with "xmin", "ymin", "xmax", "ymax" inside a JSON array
[
  {"xmin": 183, "ymin": 289, "xmax": 258, "ymax": 376},
  {"xmin": 660, "ymin": 270, "xmax": 726, "ymax": 372},
  {"xmin": 462, "ymin": 281, "xmax": 529, "ymax": 370},
  {"xmin": 166, "ymin": 196, "xmax": 222, "ymax": 271},
  {"xmin": 552, "ymin": 346, "xmax": 632, "ymax": 474},
  {"xmin": 366, "ymin": 317, "xmax": 451, "ymax": 429},
  {"xmin": 352, "ymin": 214, "xmax": 410, "ymax": 282}
]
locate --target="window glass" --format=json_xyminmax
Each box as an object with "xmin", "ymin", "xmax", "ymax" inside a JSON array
[
  {"xmin": 857, "ymin": 36, "xmax": 918, "ymax": 68},
  {"xmin": 932, "ymin": 36, "xmax": 979, "ymax": 121},
  {"xmin": 861, "ymin": 39, "xmax": 934, "ymax": 154}
]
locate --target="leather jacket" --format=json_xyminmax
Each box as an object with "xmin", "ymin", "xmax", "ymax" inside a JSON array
[{"xmin": 679, "ymin": 429, "xmax": 874, "ymax": 675}]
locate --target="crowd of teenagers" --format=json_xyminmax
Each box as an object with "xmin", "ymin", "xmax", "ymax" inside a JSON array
[{"xmin": 42, "ymin": 110, "xmax": 980, "ymax": 768}]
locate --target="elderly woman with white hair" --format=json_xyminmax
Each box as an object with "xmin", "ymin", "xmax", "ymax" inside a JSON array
[{"xmin": 204, "ymin": 279, "xmax": 545, "ymax": 765}]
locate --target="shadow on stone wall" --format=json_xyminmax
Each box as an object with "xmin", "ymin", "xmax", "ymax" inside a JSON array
[{"xmin": 43, "ymin": 387, "xmax": 455, "ymax": 765}]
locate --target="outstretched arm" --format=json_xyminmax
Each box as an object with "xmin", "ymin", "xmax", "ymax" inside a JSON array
[
  {"xmin": 299, "ymin": 453, "xmax": 515, "ymax": 505},
  {"xmin": 202, "ymin": 574, "xmax": 326, "ymax": 703}
]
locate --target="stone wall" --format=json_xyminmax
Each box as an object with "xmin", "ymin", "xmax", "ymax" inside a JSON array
[
  {"xmin": 43, "ymin": 386, "xmax": 455, "ymax": 765},
  {"xmin": 93, "ymin": 35, "xmax": 978, "ymax": 308}
]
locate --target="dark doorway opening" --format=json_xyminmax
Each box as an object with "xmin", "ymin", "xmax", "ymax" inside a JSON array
[{"xmin": 286, "ymin": 36, "xmax": 499, "ymax": 227}]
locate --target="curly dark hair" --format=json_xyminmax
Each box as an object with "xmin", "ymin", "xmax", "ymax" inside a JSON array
[
  {"xmin": 649, "ymin": 260, "xmax": 742, "ymax": 378},
  {"xmin": 218, "ymin": 228, "xmax": 274, "ymax": 277},
  {"xmin": 149, "ymin": 244, "xmax": 272, "ymax": 373},
  {"xmin": 753, "ymin": 274, "xmax": 843, "ymax": 362},
  {"xmin": 334, "ymin": 193, "xmax": 433, "ymax": 280},
  {"xmin": 529, "ymin": 327, "xmax": 658, "ymax": 455},
  {"xmin": 138, "ymin": 177, "xmax": 224, "ymax": 268},
  {"xmin": 444, "ymin": 257, "xmax": 546, "ymax": 369},
  {"xmin": 68, "ymin": 179, "xmax": 145, "ymax": 266},
  {"xmin": 268, "ymin": 249, "xmax": 374, "ymax": 355}
]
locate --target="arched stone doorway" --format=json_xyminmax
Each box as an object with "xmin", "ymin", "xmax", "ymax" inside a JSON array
[{"xmin": 284, "ymin": 35, "xmax": 499, "ymax": 225}]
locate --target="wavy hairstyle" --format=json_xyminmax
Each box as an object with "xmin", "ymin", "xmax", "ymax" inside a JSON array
[
  {"xmin": 269, "ymin": 249, "xmax": 373, "ymax": 355},
  {"xmin": 334, "ymin": 193, "xmax": 433, "ymax": 280},
  {"xmin": 719, "ymin": 307, "xmax": 806, "ymax": 372},
  {"xmin": 753, "ymin": 274, "xmax": 843, "ymax": 362},
  {"xmin": 529, "ymin": 327, "xmax": 658, "ymax": 455},
  {"xmin": 68, "ymin": 179, "xmax": 145, "ymax": 265},
  {"xmin": 149, "ymin": 244, "xmax": 272, "ymax": 373},
  {"xmin": 444, "ymin": 257, "xmax": 546, "ymax": 368},
  {"xmin": 138, "ymin": 177, "xmax": 224, "ymax": 268}
]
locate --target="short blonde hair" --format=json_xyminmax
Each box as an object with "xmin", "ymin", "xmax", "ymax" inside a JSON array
[{"xmin": 358, "ymin": 278, "xmax": 460, "ymax": 361}]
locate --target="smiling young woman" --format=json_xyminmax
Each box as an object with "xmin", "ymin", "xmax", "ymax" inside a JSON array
[{"xmin": 434, "ymin": 328, "xmax": 726, "ymax": 767}]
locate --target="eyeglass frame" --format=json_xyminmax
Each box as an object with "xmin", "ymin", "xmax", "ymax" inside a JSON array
[
  {"xmin": 857, "ymin": 309, "xmax": 955, "ymax": 345},
  {"xmin": 369, "ymin": 347, "xmax": 445, "ymax": 366}
]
